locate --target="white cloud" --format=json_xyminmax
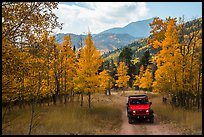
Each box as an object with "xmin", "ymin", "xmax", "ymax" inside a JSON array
[{"xmin": 53, "ymin": 2, "xmax": 149, "ymax": 35}]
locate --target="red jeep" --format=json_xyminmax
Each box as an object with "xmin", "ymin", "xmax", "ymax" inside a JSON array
[{"xmin": 126, "ymin": 94, "xmax": 154, "ymax": 124}]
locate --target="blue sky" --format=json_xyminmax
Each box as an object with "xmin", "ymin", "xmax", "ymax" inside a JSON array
[
  {"xmin": 146, "ymin": 2, "xmax": 202, "ymax": 20},
  {"xmin": 53, "ymin": 2, "xmax": 202, "ymax": 35}
]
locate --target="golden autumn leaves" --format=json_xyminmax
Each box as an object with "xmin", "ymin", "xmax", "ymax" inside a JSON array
[
  {"xmin": 149, "ymin": 17, "xmax": 202, "ymax": 96},
  {"xmin": 2, "ymin": 26, "xmax": 130, "ymax": 107},
  {"xmin": 133, "ymin": 65, "xmax": 153, "ymax": 90},
  {"xmin": 133, "ymin": 17, "xmax": 202, "ymax": 97},
  {"xmin": 74, "ymin": 33, "xmax": 103, "ymax": 94},
  {"xmin": 115, "ymin": 62, "xmax": 130, "ymax": 89}
]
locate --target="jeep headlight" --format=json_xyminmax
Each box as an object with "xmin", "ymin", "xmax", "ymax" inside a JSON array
[
  {"xmin": 133, "ymin": 110, "xmax": 136, "ymax": 113},
  {"xmin": 146, "ymin": 110, "xmax": 149, "ymax": 113}
]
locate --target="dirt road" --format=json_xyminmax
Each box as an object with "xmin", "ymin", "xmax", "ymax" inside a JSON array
[
  {"xmin": 118, "ymin": 107, "xmax": 182, "ymax": 135},
  {"xmin": 114, "ymin": 91, "xmax": 183, "ymax": 135}
]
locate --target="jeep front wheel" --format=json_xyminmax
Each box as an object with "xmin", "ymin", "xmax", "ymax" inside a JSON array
[
  {"xmin": 128, "ymin": 118, "xmax": 133, "ymax": 124},
  {"xmin": 149, "ymin": 117, "xmax": 154, "ymax": 123}
]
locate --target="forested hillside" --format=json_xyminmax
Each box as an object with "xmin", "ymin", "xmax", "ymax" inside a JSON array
[{"xmin": 101, "ymin": 17, "xmax": 202, "ymax": 109}]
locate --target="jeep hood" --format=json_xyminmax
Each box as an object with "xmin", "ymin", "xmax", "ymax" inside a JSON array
[{"xmin": 130, "ymin": 105, "xmax": 149, "ymax": 110}]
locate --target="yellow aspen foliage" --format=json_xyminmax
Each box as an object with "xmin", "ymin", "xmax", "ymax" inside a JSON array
[
  {"xmin": 152, "ymin": 18, "xmax": 182, "ymax": 93},
  {"xmin": 133, "ymin": 75, "xmax": 140, "ymax": 88},
  {"xmin": 60, "ymin": 35, "xmax": 76, "ymax": 94},
  {"xmin": 2, "ymin": 44, "xmax": 33, "ymax": 103},
  {"xmin": 39, "ymin": 34, "xmax": 57, "ymax": 98},
  {"xmin": 152, "ymin": 40, "xmax": 162, "ymax": 49},
  {"xmin": 115, "ymin": 62, "xmax": 130, "ymax": 89},
  {"xmin": 139, "ymin": 65, "xmax": 144, "ymax": 78},
  {"xmin": 150, "ymin": 17, "xmax": 202, "ymax": 99},
  {"xmin": 74, "ymin": 33, "xmax": 103, "ymax": 94},
  {"xmin": 148, "ymin": 17, "xmax": 167, "ymax": 48},
  {"xmin": 133, "ymin": 65, "xmax": 144, "ymax": 89},
  {"xmin": 99, "ymin": 70, "xmax": 113, "ymax": 93},
  {"xmin": 2, "ymin": 2, "xmax": 62, "ymax": 104},
  {"xmin": 2, "ymin": 2, "xmax": 62, "ymax": 47},
  {"xmin": 139, "ymin": 65, "xmax": 153, "ymax": 90}
]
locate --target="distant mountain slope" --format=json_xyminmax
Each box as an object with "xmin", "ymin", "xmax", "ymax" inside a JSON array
[
  {"xmin": 92, "ymin": 33, "xmax": 136, "ymax": 53},
  {"xmin": 55, "ymin": 33, "xmax": 137, "ymax": 53},
  {"xmin": 55, "ymin": 18, "xmax": 155, "ymax": 53},
  {"xmin": 102, "ymin": 17, "xmax": 202, "ymax": 64},
  {"xmin": 99, "ymin": 18, "xmax": 154, "ymax": 38}
]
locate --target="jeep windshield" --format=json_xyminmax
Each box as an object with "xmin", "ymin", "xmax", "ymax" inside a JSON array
[{"xmin": 129, "ymin": 99, "xmax": 149, "ymax": 105}]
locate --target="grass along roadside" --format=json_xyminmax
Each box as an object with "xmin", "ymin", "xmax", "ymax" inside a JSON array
[
  {"xmin": 2, "ymin": 93, "xmax": 123, "ymax": 135},
  {"xmin": 151, "ymin": 96, "xmax": 202, "ymax": 135}
]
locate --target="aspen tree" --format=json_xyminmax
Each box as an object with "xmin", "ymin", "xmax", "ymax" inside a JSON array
[
  {"xmin": 60, "ymin": 35, "xmax": 76, "ymax": 104},
  {"xmin": 140, "ymin": 65, "xmax": 153, "ymax": 90},
  {"xmin": 115, "ymin": 62, "xmax": 130, "ymax": 93},
  {"xmin": 74, "ymin": 33, "xmax": 103, "ymax": 108},
  {"xmin": 99, "ymin": 70, "xmax": 113, "ymax": 95}
]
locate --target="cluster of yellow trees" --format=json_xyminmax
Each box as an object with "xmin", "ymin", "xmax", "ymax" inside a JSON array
[
  {"xmin": 2, "ymin": 30, "xmax": 118, "ymax": 107},
  {"xmin": 134, "ymin": 65, "xmax": 153, "ymax": 90},
  {"xmin": 2, "ymin": 2, "xmax": 63, "ymax": 107},
  {"xmin": 134, "ymin": 17, "xmax": 202, "ymax": 108},
  {"xmin": 2, "ymin": 2, "xmax": 119, "ymax": 108}
]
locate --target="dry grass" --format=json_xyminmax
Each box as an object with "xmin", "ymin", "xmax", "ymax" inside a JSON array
[
  {"xmin": 2, "ymin": 93, "xmax": 123, "ymax": 135},
  {"xmin": 2, "ymin": 90, "xmax": 202, "ymax": 135},
  {"xmin": 151, "ymin": 96, "xmax": 202, "ymax": 135}
]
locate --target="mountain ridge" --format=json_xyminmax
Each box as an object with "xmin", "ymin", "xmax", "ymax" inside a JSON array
[
  {"xmin": 98, "ymin": 18, "xmax": 154, "ymax": 38},
  {"xmin": 55, "ymin": 18, "xmax": 154, "ymax": 52}
]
